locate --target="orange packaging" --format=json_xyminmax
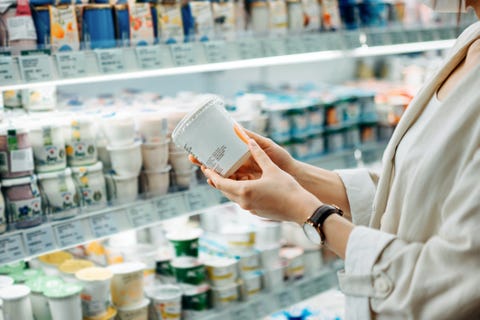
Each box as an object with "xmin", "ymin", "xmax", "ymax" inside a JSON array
[
  {"xmin": 129, "ymin": 3, "xmax": 155, "ymax": 46},
  {"xmin": 49, "ymin": 5, "xmax": 80, "ymax": 52}
]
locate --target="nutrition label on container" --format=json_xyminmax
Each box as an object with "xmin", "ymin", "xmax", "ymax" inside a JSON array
[
  {"xmin": 0, "ymin": 234, "xmax": 25, "ymax": 264},
  {"xmin": 89, "ymin": 212, "xmax": 119, "ymax": 238},
  {"xmin": 18, "ymin": 50, "xmax": 53, "ymax": 82},
  {"xmin": 95, "ymin": 49, "xmax": 125, "ymax": 74},
  {"xmin": 127, "ymin": 203, "xmax": 155, "ymax": 228},
  {"xmin": 0, "ymin": 55, "xmax": 15, "ymax": 85},
  {"xmin": 55, "ymin": 52, "xmax": 87, "ymax": 78},
  {"xmin": 23, "ymin": 226, "xmax": 56, "ymax": 256},
  {"xmin": 54, "ymin": 220, "xmax": 86, "ymax": 248},
  {"xmin": 135, "ymin": 46, "xmax": 163, "ymax": 69}
]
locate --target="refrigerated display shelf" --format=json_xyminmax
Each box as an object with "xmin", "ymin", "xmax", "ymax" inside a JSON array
[{"xmin": 0, "ymin": 25, "xmax": 461, "ymax": 91}]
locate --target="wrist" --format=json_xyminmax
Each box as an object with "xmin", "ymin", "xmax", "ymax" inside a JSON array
[
  {"xmin": 286, "ymin": 158, "xmax": 303, "ymax": 180},
  {"xmin": 294, "ymin": 192, "xmax": 323, "ymax": 225}
]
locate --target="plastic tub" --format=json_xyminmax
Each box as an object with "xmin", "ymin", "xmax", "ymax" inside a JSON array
[
  {"xmin": 221, "ymin": 225, "xmax": 256, "ymax": 253},
  {"xmin": 211, "ymin": 282, "xmax": 239, "ymax": 308},
  {"xmin": 166, "ymin": 228, "xmax": 202, "ymax": 258},
  {"xmin": 0, "ymin": 285, "xmax": 34, "ymax": 320},
  {"xmin": 172, "ymin": 167, "xmax": 197, "ymax": 190},
  {"xmin": 204, "ymin": 257, "xmax": 238, "ymax": 287},
  {"xmin": 100, "ymin": 115, "xmax": 136, "ymax": 147},
  {"xmin": 145, "ymin": 284, "xmax": 182, "ymax": 320},
  {"xmin": 58, "ymin": 259, "xmax": 94, "ymax": 282},
  {"xmin": 170, "ymin": 257, "xmax": 206, "ymax": 285},
  {"xmin": 75, "ymin": 267, "xmax": 113, "ymax": 318},
  {"xmin": 116, "ymin": 297, "xmax": 149, "ymax": 320},
  {"xmin": 107, "ymin": 141, "xmax": 142, "ymax": 177},
  {"xmin": 29, "ymin": 123, "xmax": 66, "ymax": 173},
  {"xmin": 141, "ymin": 140, "xmax": 169, "ymax": 171},
  {"xmin": 141, "ymin": 166, "xmax": 170, "ymax": 196},
  {"xmin": 21, "ymin": 86, "xmax": 56, "ymax": 112},
  {"xmin": 105, "ymin": 173, "xmax": 139, "ymax": 204},
  {"xmin": 71, "ymin": 162, "xmax": 107, "ymax": 209},
  {"xmin": 44, "ymin": 283, "xmax": 83, "ymax": 320},
  {"xmin": 108, "ymin": 262, "xmax": 146, "ymax": 308},
  {"xmin": 136, "ymin": 113, "xmax": 168, "ymax": 143},
  {"xmin": 64, "ymin": 118, "xmax": 98, "ymax": 167},
  {"xmin": 168, "ymin": 151, "xmax": 192, "ymax": 173}
]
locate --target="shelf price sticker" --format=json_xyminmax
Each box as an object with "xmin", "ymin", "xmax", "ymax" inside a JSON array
[
  {"xmin": 135, "ymin": 46, "xmax": 163, "ymax": 69},
  {"xmin": 301, "ymin": 34, "xmax": 322, "ymax": 52},
  {"xmin": 420, "ymin": 29, "xmax": 437, "ymax": 42},
  {"xmin": 0, "ymin": 55, "xmax": 15, "ymax": 85},
  {"xmin": 170, "ymin": 43, "xmax": 197, "ymax": 67},
  {"xmin": 230, "ymin": 306, "xmax": 254, "ymax": 320},
  {"xmin": 389, "ymin": 30, "xmax": 406, "ymax": 44},
  {"xmin": 263, "ymin": 38, "xmax": 286, "ymax": 57},
  {"xmin": 128, "ymin": 203, "xmax": 155, "ymax": 228},
  {"xmin": 19, "ymin": 50, "xmax": 53, "ymax": 82},
  {"xmin": 23, "ymin": 226, "xmax": 56, "ymax": 256},
  {"xmin": 203, "ymin": 41, "xmax": 228, "ymax": 63},
  {"xmin": 187, "ymin": 188, "xmax": 212, "ymax": 211},
  {"xmin": 155, "ymin": 194, "xmax": 187, "ymax": 219},
  {"xmin": 55, "ymin": 51, "xmax": 87, "ymax": 78},
  {"xmin": 0, "ymin": 233, "xmax": 25, "ymax": 264},
  {"xmin": 95, "ymin": 49, "xmax": 125, "ymax": 74},
  {"xmin": 90, "ymin": 212, "xmax": 119, "ymax": 238},
  {"xmin": 367, "ymin": 31, "xmax": 391, "ymax": 47},
  {"xmin": 285, "ymin": 37, "xmax": 305, "ymax": 55},
  {"xmin": 405, "ymin": 30, "xmax": 421, "ymax": 43},
  {"xmin": 237, "ymin": 39, "xmax": 264, "ymax": 60},
  {"xmin": 54, "ymin": 220, "xmax": 86, "ymax": 248}
]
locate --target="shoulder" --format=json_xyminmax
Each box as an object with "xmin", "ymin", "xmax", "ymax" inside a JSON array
[{"xmin": 455, "ymin": 21, "xmax": 480, "ymax": 46}]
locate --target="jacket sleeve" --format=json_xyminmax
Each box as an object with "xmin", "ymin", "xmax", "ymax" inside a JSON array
[
  {"xmin": 338, "ymin": 149, "xmax": 480, "ymax": 320},
  {"xmin": 335, "ymin": 168, "xmax": 380, "ymax": 226}
]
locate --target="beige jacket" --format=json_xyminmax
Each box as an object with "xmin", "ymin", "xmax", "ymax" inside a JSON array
[{"xmin": 336, "ymin": 21, "xmax": 480, "ymax": 320}]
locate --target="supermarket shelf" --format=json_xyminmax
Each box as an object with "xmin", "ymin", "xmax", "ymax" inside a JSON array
[
  {"xmin": 198, "ymin": 268, "xmax": 338, "ymax": 320},
  {"xmin": 0, "ymin": 185, "xmax": 224, "ymax": 265},
  {"xmin": 0, "ymin": 26, "xmax": 460, "ymax": 91}
]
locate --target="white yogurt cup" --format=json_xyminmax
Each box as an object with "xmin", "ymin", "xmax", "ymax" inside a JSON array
[
  {"xmin": 240, "ymin": 270, "xmax": 262, "ymax": 299},
  {"xmin": 136, "ymin": 114, "xmax": 168, "ymax": 143},
  {"xmin": 44, "ymin": 283, "xmax": 83, "ymax": 320},
  {"xmin": 108, "ymin": 262, "xmax": 146, "ymax": 308},
  {"xmin": 101, "ymin": 115, "xmax": 136, "ymax": 147},
  {"xmin": 75, "ymin": 267, "xmax": 113, "ymax": 319},
  {"xmin": 141, "ymin": 140, "xmax": 169, "ymax": 171},
  {"xmin": 168, "ymin": 151, "xmax": 192, "ymax": 173},
  {"xmin": 116, "ymin": 298, "xmax": 149, "ymax": 320},
  {"xmin": 141, "ymin": 166, "xmax": 171, "ymax": 196},
  {"xmin": 172, "ymin": 95, "xmax": 250, "ymax": 177},
  {"xmin": 221, "ymin": 226, "xmax": 256, "ymax": 253},
  {"xmin": 107, "ymin": 142, "xmax": 142, "ymax": 177},
  {"xmin": 258, "ymin": 245, "xmax": 281, "ymax": 268},
  {"xmin": 303, "ymin": 249, "xmax": 323, "ymax": 277},
  {"xmin": 28, "ymin": 123, "xmax": 67, "ymax": 173},
  {"xmin": 235, "ymin": 250, "xmax": 261, "ymax": 274},
  {"xmin": 106, "ymin": 173, "xmax": 139, "ymax": 204},
  {"xmin": 0, "ymin": 276, "xmax": 13, "ymax": 288},
  {"xmin": 25, "ymin": 276, "xmax": 61, "ymax": 320},
  {"xmin": 204, "ymin": 257, "xmax": 238, "ymax": 287},
  {"xmin": 263, "ymin": 262, "xmax": 286, "ymax": 291},
  {"xmin": 254, "ymin": 219, "xmax": 282, "ymax": 250},
  {"xmin": 0, "ymin": 284, "xmax": 34, "ymax": 320},
  {"xmin": 211, "ymin": 282, "xmax": 239, "ymax": 308},
  {"xmin": 173, "ymin": 167, "xmax": 197, "ymax": 190},
  {"xmin": 280, "ymin": 247, "xmax": 305, "ymax": 280},
  {"xmin": 145, "ymin": 285, "xmax": 182, "ymax": 320}
]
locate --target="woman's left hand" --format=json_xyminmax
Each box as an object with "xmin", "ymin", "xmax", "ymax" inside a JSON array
[{"xmin": 202, "ymin": 139, "xmax": 322, "ymax": 225}]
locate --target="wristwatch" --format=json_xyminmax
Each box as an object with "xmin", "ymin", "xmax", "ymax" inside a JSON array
[{"xmin": 302, "ymin": 204, "xmax": 343, "ymax": 245}]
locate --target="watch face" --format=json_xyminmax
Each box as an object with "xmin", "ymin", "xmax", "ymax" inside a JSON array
[{"xmin": 303, "ymin": 223, "xmax": 321, "ymax": 245}]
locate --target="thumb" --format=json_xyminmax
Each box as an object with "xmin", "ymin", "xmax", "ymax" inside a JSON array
[{"xmin": 248, "ymin": 139, "xmax": 273, "ymax": 170}]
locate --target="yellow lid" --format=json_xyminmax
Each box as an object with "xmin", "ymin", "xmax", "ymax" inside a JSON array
[
  {"xmin": 58, "ymin": 259, "xmax": 94, "ymax": 275},
  {"xmin": 84, "ymin": 306, "xmax": 117, "ymax": 320},
  {"xmin": 38, "ymin": 251, "xmax": 73, "ymax": 266},
  {"xmin": 75, "ymin": 267, "xmax": 113, "ymax": 282}
]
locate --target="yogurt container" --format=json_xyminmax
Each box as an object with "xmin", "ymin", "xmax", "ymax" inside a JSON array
[
  {"xmin": 25, "ymin": 276, "xmax": 63, "ymax": 320},
  {"xmin": 71, "ymin": 162, "xmax": 107, "ymax": 209},
  {"xmin": 168, "ymin": 151, "xmax": 192, "ymax": 174},
  {"xmin": 204, "ymin": 257, "xmax": 238, "ymax": 287},
  {"xmin": 140, "ymin": 166, "xmax": 170, "ymax": 197},
  {"xmin": 170, "ymin": 257, "xmax": 205, "ymax": 285},
  {"xmin": 21, "ymin": 86, "xmax": 56, "ymax": 112},
  {"xmin": 155, "ymin": 3, "xmax": 184, "ymax": 44},
  {"xmin": 250, "ymin": 1, "xmax": 269, "ymax": 35},
  {"xmin": 181, "ymin": 283, "xmax": 210, "ymax": 312},
  {"xmin": 0, "ymin": 127, "xmax": 35, "ymax": 179},
  {"xmin": 172, "ymin": 95, "xmax": 250, "ymax": 177},
  {"xmin": 141, "ymin": 140, "xmax": 169, "ymax": 171},
  {"xmin": 105, "ymin": 173, "xmax": 139, "ymax": 204},
  {"xmin": 136, "ymin": 113, "xmax": 168, "ymax": 143},
  {"xmin": 64, "ymin": 118, "xmax": 98, "ymax": 167},
  {"xmin": 44, "ymin": 283, "xmax": 83, "ymax": 320},
  {"xmin": 2, "ymin": 176, "xmax": 43, "ymax": 229},
  {"xmin": 211, "ymin": 282, "xmax": 239, "ymax": 308},
  {"xmin": 0, "ymin": 276, "xmax": 13, "ymax": 288},
  {"xmin": 116, "ymin": 297, "xmax": 149, "ymax": 320},
  {"xmin": 221, "ymin": 226, "xmax": 256, "ymax": 253},
  {"xmin": 75, "ymin": 267, "xmax": 113, "ymax": 318},
  {"xmin": 37, "ymin": 168, "xmax": 80, "ymax": 220},
  {"xmin": 263, "ymin": 262, "xmax": 286, "ymax": 291},
  {"xmin": 107, "ymin": 141, "xmax": 142, "ymax": 177},
  {"xmin": 235, "ymin": 250, "xmax": 261, "ymax": 274},
  {"xmin": 100, "ymin": 114, "xmax": 136, "ymax": 147},
  {"xmin": 58, "ymin": 259, "xmax": 94, "ymax": 282},
  {"xmin": 83, "ymin": 306, "xmax": 117, "ymax": 320},
  {"xmin": 254, "ymin": 219, "xmax": 282, "ymax": 249},
  {"xmin": 2, "ymin": 90, "xmax": 22, "ymax": 109},
  {"xmin": 28, "ymin": 123, "xmax": 66, "ymax": 173},
  {"xmin": 280, "ymin": 246, "xmax": 304, "ymax": 280},
  {"xmin": 0, "ymin": 285, "xmax": 34, "ymax": 320},
  {"xmin": 240, "ymin": 270, "xmax": 262, "ymax": 299},
  {"xmin": 166, "ymin": 228, "xmax": 202, "ymax": 258},
  {"xmin": 258, "ymin": 245, "xmax": 281, "ymax": 268},
  {"xmin": 172, "ymin": 167, "xmax": 197, "ymax": 190},
  {"xmin": 9, "ymin": 269, "xmax": 44, "ymax": 284},
  {"xmin": 145, "ymin": 284, "xmax": 182, "ymax": 320},
  {"xmin": 38, "ymin": 251, "xmax": 73, "ymax": 275},
  {"xmin": 108, "ymin": 262, "xmax": 146, "ymax": 308}
]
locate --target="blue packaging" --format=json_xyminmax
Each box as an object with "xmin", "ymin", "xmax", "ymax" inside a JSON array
[
  {"xmin": 31, "ymin": 6, "xmax": 51, "ymax": 47},
  {"xmin": 29, "ymin": 0, "xmax": 54, "ymax": 5},
  {"xmin": 338, "ymin": 0, "xmax": 359, "ymax": 30},
  {"xmin": 150, "ymin": 4, "xmax": 158, "ymax": 41},
  {"xmin": 114, "ymin": 4, "xmax": 130, "ymax": 43},
  {"xmin": 358, "ymin": 0, "xmax": 388, "ymax": 27},
  {"xmin": 83, "ymin": 4, "xmax": 116, "ymax": 49},
  {"xmin": 181, "ymin": 3, "xmax": 195, "ymax": 42}
]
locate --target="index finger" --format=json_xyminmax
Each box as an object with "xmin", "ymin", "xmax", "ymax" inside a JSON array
[
  {"xmin": 244, "ymin": 129, "xmax": 272, "ymax": 149},
  {"xmin": 188, "ymin": 154, "xmax": 202, "ymax": 166},
  {"xmin": 203, "ymin": 167, "xmax": 248, "ymax": 195}
]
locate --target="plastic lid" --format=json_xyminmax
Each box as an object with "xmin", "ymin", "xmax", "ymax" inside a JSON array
[
  {"xmin": 37, "ymin": 168, "xmax": 72, "ymax": 180},
  {"xmin": 44, "ymin": 283, "xmax": 82, "ymax": 299},
  {"xmin": 0, "ymin": 285, "xmax": 30, "ymax": 300},
  {"xmin": 0, "ymin": 261, "xmax": 26, "ymax": 275},
  {"xmin": 166, "ymin": 228, "xmax": 202, "ymax": 241},
  {"xmin": 116, "ymin": 298, "xmax": 150, "ymax": 312},
  {"xmin": 59, "ymin": 259, "xmax": 94, "ymax": 275},
  {"xmin": 1, "ymin": 175, "xmax": 37, "ymax": 188},
  {"xmin": 71, "ymin": 162, "xmax": 103, "ymax": 175},
  {"xmin": 107, "ymin": 262, "xmax": 146, "ymax": 275},
  {"xmin": 75, "ymin": 267, "xmax": 113, "ymax": 282},
  {"xmin": 204, "ymin": 257, "xmax": 237, "ymax": 268},
  {"xmin": 25, "ymin": 276, "xmax": 62, "ymax": 293},
  {"xmin": 10, "ymin": 268, "xmax": 44, "ymax": 283},
  {"xmin": 170, "ymin": 257, "xmax": 202, "ymax": 269},
  {"xmin": 38, "ymin": 251, "xmax": 73, "ymax": 266}
]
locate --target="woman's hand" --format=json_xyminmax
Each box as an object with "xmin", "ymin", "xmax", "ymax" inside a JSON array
[{"xmin": 201, "ymin": 139, "xmax": 322, "ymax": 225}]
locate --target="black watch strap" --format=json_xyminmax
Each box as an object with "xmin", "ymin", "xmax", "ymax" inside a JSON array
[{"xmin": 308, "ymin": 204, "xmax": 343, "ymax": 245}]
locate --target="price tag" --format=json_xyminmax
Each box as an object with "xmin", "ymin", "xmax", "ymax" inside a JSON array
[
  {"xmin": 420, "ymin": 29, "xmax": 437, "ymax": 42},
  {"xmin": 19, "ymin": 50, "xmax": 52, "ymax": 82},
  {"xmin": 95, "ymin": 49, "xmax": 125, "ymax": 74},
  {"xmin": 23, "ymin": 226, "xmax": 55, "ymax": 256},
  {"xmin": 0, "ymin": 55, "xmax": 15, "ymax": 85},
  {"xmin": 187, "ymin": 188, "xmax": 211, "ymax": 211},
  {"xmin": 89, "ymin": 212, "xmax": 119, "ymax": 238},
  {"xmin": 170, "ymin": 43, "xmax": 197, "ymax": 67},
  {"xmin": 285, "ymin": 37, "xmax": 305, "ymax": 55},
  {"xmin": 405, "ymin": 30, "xmax": 420, "ymax": 43},
  {"xmin": 155, "ymin": 194, "xmax": 187, "ymax": 219},
  {"xmin": 263, "ymin": 38, "xmax": 286, "ymax": 57},
  {"xmin": 301, "ymin": 34, "xmax": 321, "ymax": 52},
  {"xmin": 298, "ymin": 280, "xmax": 319, "ymax": 300},
  {"xmin": 389, "ymin": 30, "xmax": 406, "ymax": 44},
  {"xmin": 367, "ymin": 31, "xmax": 390, "ymax": 46},
  {"xmin": 203, "ymin": 41, "xmax": 228, "ymax": 63},
  {"xmin": 276, "ymin": 289, "xmax": 296, "ymax": 309},
  {"xmin": 55, "ymin": 51, "xmax": 87, "ymax": 78},
  {"xmin": 325, "ymin": 33, "xmax": 343, "ymax": 50},
  {"xmin": 0, "ymin": 233, "xmax": 24, "ymax": 264},
  {"xmin": 230, "ymin": 306, "xmax": 253, "ymax": 320},
  {"xmin": 54, "ymin": 220, "xmax": 86, "ymax": 248},
  {"xmin": 343, "ymin": 31, "xmax": 362, "ymax": 49},
  {"xmin": 135, "ymin": 46, "xmax": 163, "ymax": 69},
  {"xmin": 237, "ymin": 39, "xmax": 264, "ymax": 60},
  {"xmin": 127, "ymin": 202, "xmax": 155, "ymax": 228}
]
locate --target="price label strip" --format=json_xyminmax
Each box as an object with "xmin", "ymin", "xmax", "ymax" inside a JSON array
[
  {"xmin": 367, "ymin": 31, "xmax": 390, "ymax": 47},
  {"xmin": 54, "ymin": 220, "xmax": 86, "ymax": 248},
  {"xmin": 135, "ymin": 46, "xmax": 163, "ymax": 69},
  {"xmin": 23, "ymin": 226, "xmax": 56, "ymax": 256},
  {"xmin": 325, "ymin": 33, "xmax": 344, "ymax": 50},
  {"xmin": 89, "ymin": 212, "xmax": 119, "ymax": 238},
  {"xmin": 285, "ymin": 37, "xmax": 305, "ymax": 55},
  {"xmin": 19, "ymin": 50, "xmax": 53, "ymax": 82},
  {"xmin": 127, "ymin": 203, "xmax": 155, "ymax": 228},
  {"xmin": 187, "ymin": 188, "xmax": 212, "ymax": 211},
  {"xmin": 155, "ymin": 194, "xmax": 187, "ymax": 219},
  {"xmin": 343, "ymin": 31, "xmax": 362, "ymax": 49},
  {"xmin": 203, "ymin": 41, "xmax": 228, "ymax": 63},
  {"xmin": 55, "ymin": 51, "xmax": 87, "ymax": 78},
  {"xmin": 170, "ymin": 43, "xmax": 197, "ymax": 67},
  {"xmin": 389, "ymin": 30, "xmax": 407, "ymax": 44},
  {"xmin": 301, "ymin": 34, "xmax": 322, "ymax": 52},
  {"xmin": 230, "ymin": 306, "xmax": 254, "ymax": 320},
  {"xmin": 0, "ymin": 233, "xmax": 25, "ymax": 264},
  {"xmin": 0, "ymin": 55, "xmax": 15, "ymax": 85},
  {"xmin": 438, "ymin": 27, "xmax": 456, "ymax": 40},
  {"xmin": 95, "ymin": 49, "xmax": 125, "ymax": 74},
  {"xmin": 420, "ymin": 29, "xmax": 437, "ymax": 42},
  {"xmin": 263, "ymin": 38, "xmax": 286, "ymax": 57},
  {"xmin": 237, "ymin": 39, "xmax": 264, "ymax": 60},
  {"xmin": 405, "ymin": 30, "xmax": 421, "ymax": 43}
]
